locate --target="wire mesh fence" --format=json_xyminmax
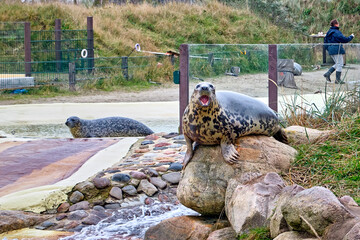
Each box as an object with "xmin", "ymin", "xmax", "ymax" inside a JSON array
[{"xmin": 187, "ymin": 43, "xmax": 360, "ymax": 115}]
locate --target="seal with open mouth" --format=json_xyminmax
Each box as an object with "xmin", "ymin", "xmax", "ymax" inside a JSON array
[{"xmin": 182, "ymin": 82, "xmax": 288, "ymax": 168}]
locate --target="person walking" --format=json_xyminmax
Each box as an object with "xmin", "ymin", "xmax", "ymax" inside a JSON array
[{"xmin": 323, "ymin": 19, "xmax": 354, "ymax": 84}]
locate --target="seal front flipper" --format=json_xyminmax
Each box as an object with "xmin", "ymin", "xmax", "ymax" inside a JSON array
[
  {"xmin": 220, "ymin": 140, "xmax": 239, "ymax": 164},
  {"xmin": 183, "ymin": 134, "xmax": 194, "ymax": 169}
]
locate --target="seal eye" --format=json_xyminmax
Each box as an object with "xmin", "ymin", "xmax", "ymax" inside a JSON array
[
  {"xmin": 196, "ymin": 84, "xmax": 201, "ymax": 89},
  {"xmin": 209, "ymin": 84, "xmax": 214, "ymax": 89}
]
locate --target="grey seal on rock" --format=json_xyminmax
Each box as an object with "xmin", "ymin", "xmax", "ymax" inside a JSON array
[
  {"xmin": 182, "ymin": 82, "xmax": 288, "ymax": 168},
  {"xmin": 65, "ymin": 116, "xmax": 154, "ymax": 138}
]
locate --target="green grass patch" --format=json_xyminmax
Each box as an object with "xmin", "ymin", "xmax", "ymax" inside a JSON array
[
  {"xmin": 238, "ymin": 227, "xmax": 271, "ymax": 240},
  {"xmin": 285, "ymin": 116, "xmax": 360, "ymax": 204}
]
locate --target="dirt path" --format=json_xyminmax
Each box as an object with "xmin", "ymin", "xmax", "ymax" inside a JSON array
[{"xmin": 1, "ymin": 66, "xmax": 359, "ymax": 105}]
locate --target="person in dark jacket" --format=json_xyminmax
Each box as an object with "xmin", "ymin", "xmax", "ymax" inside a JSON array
[{"xmin": 323, "ymin": 19, "xmax": 354, "ymax": 84}]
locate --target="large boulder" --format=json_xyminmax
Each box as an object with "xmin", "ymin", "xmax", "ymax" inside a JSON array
[
  {"xmin": 177, "ymin": 136, "xmax": 297, "ymax": 216},
  {"xmin": 144, "ymin": 216, "xmax": 222, "ymax": 240},
  {"xmin": 273, "ymin": 231, "xmax": 317, "ymax": 240},
  {"xmin": 206, "ymin": 227, "xmax": 237, "ymax": 240},
  {"xmin": 285, "ymin": 126, "xmax": 333, "ymax": 145},
  {"xmin": 282, "ymin": 186, "xmax": 355, "ymax": 237},
  {"xmin": 269, "ymin": 185, "xmax": 305, "ymax": 238},
  {"xmin": 225, "ymin": 172, "xmax": 285, "ymax": 234},
  {"xmin": 0, "ymin": 210, "xmax": 52, "ymax": 233}
]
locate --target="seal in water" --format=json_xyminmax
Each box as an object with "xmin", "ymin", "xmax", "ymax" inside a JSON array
[
  {"xmin": 65, "ymin": 116, "xmax": 154, "ymax": 138},
  {"xmin": 182, "ymin": 82, "xmax": 288, "ymax": 168}
]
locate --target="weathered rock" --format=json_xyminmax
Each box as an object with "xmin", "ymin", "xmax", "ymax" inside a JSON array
[
  {"xmin": 285, "ymin": 126, "xmax": 333, "ymax": 144},
  {"xmin": 144, "ymin": 216, "xmax": 214, "ymax": 240},
  {"xmin": 112, "ymin": 173, "xmax": 131, "ymax": 183},
  {"xmin": 57, "ymin": 202, "xmax": 70, "ymax": 213},
  {"xmin": 340, "ymin": 195, "xmax": 359, "ymax": 207},
  {"xmin": 162, "ymin": 172, "xmax": 181, "ymax": 184},
  {"xmin": 273, "ymin": 231, "xmax": 317, "ymax": 240},
  {"xmin": 93, "ymin": 177, "xmax": 111, "ymax": 189},
  {"xmin": 168, "ymin": 162, "xmax": 183, "ymax": 171},
  {"xmin": 69, "ymin": 201, "xmax": 90, "ymax": 212},
  {"xmin": 322, "ymin": 218, "xmax": 359, "ymax": 240},
  {"xmin": 206, "ymin": 227, "xmax": 237, "ymax": 240},
  {"xmin": 0, "ymin": 210, "xmax": 52, "ymax": 234},
  {"xmin": 225, "ymin": 172, "xmax": 285, "ymax": 234},
  {"xmin": 74, "ymin": 181, "xmax": 99, "ymax": 199},
  {"xmin": 130, "ymin": 171, "xmax": 148, "ymax": 180},
  {"xmin": 129, "ymin": 178, "xmax": 141, "ymax": 187},
  {"xmin": 109, "ymin": 187, "xmax": 123, "ymax": 200},
  {"xmin": 137, "ymin": 179, "xmax": 158, "ymax": 197},
  {"xmin": 69, "ymin": 191, "xmax": 84, "ymax": 204},
  {"xmin": 92, "ymin": 205, "xmax": 105, "ymax": 212},
  {"xmin": 122, "ymin": 185, "xmax": 138, "ymax": 196},
  {"xmin": 343, "ymin": 222, "xmax": 360, "ymax": 240},
  {"xmin": 141, "ymin": 167, "xmax": 159, "ymax": 177},
  {"xmin": 270, "ymin": 185, "xmax": 305, "ymax": 238},
  {"xmin": 121, "ymin": 194, "xmax": 147, "ymax": 208},
  {"xmin": 150, "ymin": 177, "xmax": 167, "ymax": 189},
  {"xmin": 177, "ymin": 145, "xmax": 236, "ymax": 216},
  {"xmin": 82, "ymin": 214, "xmax": 101, "ymax": 225},
  {"xmin": 282, "ymin": 186, "xmax": 355, "ymax": 237},
  {"xmin": 68, "ymin": 210, "xmax": 89, "ymax": 220},
  {"xmin": 177, "ymin": 137, "xmax": 296, "ymax": 216},
  {"xmin": 104, "ymin": 203, "xmax": 121, "ymax": 209},
  {"xmin": 235, "ymin": 135, "xmax": 297, "ymax": 173}
]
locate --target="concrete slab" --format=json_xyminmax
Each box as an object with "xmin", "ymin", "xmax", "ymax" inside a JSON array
[{"xmin": 0, "ymin": 137, "xmax": 138, "ymax": 213}]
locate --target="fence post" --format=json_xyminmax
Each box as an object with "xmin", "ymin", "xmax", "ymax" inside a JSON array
[
  {"xmin": 24, "ymin": 22, "xmax": 31, "ymax": 77},
  {"xmin": 268, "ymin": 44, "xmax": 278, "ymax": 112},
  {"xmin": 179, "ymin": 44, "xmax": 189, "ymax": 134},
  {"xmin": 69, "ymin": 62, "xmax": 76, "ymax": 91},
  {"xmin": 87, "ymin": 16, "xmax": 94, "ymax": 73},
  {"xmin": 121, "ymin": 57, "xmax": 129, "ymax": 80},
  {"xmin": 55, "ymin": 19, "xmax": 62, "ymax": 72}
]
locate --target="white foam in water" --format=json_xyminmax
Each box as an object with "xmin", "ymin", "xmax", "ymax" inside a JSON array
[{"xmin": 60, "ymin": 203, "xmax": 199, "ymax": 240}]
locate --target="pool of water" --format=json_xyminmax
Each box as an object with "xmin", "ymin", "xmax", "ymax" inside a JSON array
[
  {"xmin": 0, "ymin": 119, "xmax": 179, "ymax": 139},
  {"xmin": 60, "ymin": 203, "xmax": 199, "ymax": 240}
]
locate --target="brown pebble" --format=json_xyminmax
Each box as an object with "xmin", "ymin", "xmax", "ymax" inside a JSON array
[
  {"xmin": 135, "ymin": 149, "xmax": 150, "ymax": 153},
  {"xmin": 139, "ymin": 145, "xmax": 149, "ymax": 149},
  {"xmin": 158, "ymin": 194, "xmax": 170, "ymax": 203},
  {"xmin": 155, "ymin": 166, "xmax": 168, "ymax": 172},
  {"xmin": 145, "ymin": 134, "xmax": 159, "ymax": 140},
  {"xmin": 131, "ymin": 153, "xmax": 143, "ymax": 158},
  {"xmin": 57, "ymin": 202, "xmax": 70, "ymax": 213},
  {"xmin": 155, "ymin": 142, "xmax": 171, "ymax": 148},
  {"xmin": 145, "ymin": 197, "xmax": 155, "ymax": 205}
]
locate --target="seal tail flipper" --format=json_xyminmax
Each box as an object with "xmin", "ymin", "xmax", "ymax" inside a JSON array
[{"xmin": 273, "ymin": 128, "xmax": 288, "ymax": 144}]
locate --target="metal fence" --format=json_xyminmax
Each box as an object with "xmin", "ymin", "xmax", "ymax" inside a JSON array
[
  {"xmin": 178, "ymin": 43, "xmax": 360, "ymax": 130},
  {"xmin": 0, "ymin": 18, "xmax": 94, "ymax": 90}
]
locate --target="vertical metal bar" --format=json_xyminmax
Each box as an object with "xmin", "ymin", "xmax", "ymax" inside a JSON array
[
  {"xmin": 24, "ymin": 22, "xmax": 31, "ymax": 77},
  {"xmin": 121, "ymin": 57, "xmax": 128, "ymax": 80},
  {"xmin": 268, "ymin": 44, "xmax": 278, "ymax": 112},
  {"xmin": 55, "ymin": 19, "xmax": 62, "ymax": 72},
  {"xmin": 322, "ymin": 45, "xmax": 326, "ymax": 64},
  {"xmin": 87, "ymin": 16, "xmax": 94, "ymax": 73},
  {"xmin": 69, "ymin": 62, "xmax": 76, "ymax": 91},
  {"xmin": 179, "ymin": 44, "xmax": 189, "ymax": 134}
]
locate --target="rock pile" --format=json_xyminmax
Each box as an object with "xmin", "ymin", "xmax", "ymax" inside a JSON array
[
  {"xmin": 147, "ymin": 127, "xmax": 360, "ymax": 240},
  {"xmin": 0, "ymin": 133, "xmax": 187, "ymax": 235}
]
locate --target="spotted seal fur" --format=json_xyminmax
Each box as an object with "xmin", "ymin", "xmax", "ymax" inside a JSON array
[
  {"xmin": 65, "ymin": 116, "xmax": 154, "ymax": 138},
  {"xmin": 182, "ymin": 82, "xmax": 288, "ymax": 168}
]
